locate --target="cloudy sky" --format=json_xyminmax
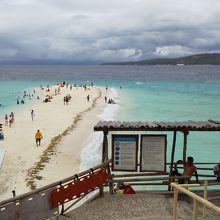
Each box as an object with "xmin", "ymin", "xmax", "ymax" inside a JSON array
[{"xmin": 0, "ymin": 0, "xmax": 220, "ymax": 64}]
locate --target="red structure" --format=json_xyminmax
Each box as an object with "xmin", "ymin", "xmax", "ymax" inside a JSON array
[{"xmin": 51, "ymin": 167, "xmax": 109, "ymax": 208}]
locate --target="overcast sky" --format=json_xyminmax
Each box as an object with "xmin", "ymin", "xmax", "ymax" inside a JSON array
[{"xmin": 0, "ymin": 0, "xmax": 220, "ymax": 64}]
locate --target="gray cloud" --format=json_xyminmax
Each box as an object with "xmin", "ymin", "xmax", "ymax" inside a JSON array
[{"xmin": 1, "ymin": 0, "xmax": 220, "ymax": 63}]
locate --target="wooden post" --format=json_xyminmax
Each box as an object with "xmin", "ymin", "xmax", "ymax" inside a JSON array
[
  {"xmin": 169, "ymin": 131, "xmax": 177, "ymax": 190},
  {"xmin": 203, "ymin": 180, "xmax": 208, "ymax": 219},
  {"xmin": 171, "ymin": 182, "xmax": 220, "ymax": 215},
  {"xmin": 104, "ymin": 130, "xmax": 109, "ymax": 161},
  {"xmin": 193, "ymin": 199, "xmax": 198, "ymax": 220},
  {"xmin": 100, "ymin": 130, "xmax": 108, "ymax": 197},
  {"xmin": 183, "ymin": 131, "xmax": 188, "ymax": 173},
  {"xmin": 12, "ymin": 190, "xmax": 16, "ymax": 197},
  {"xmin": 107, "ymin": 162, "xmax": 114, "ymax": 195},
  {"xmin": 102, "ymin": 130, "xmax": 108, "ymax": 163},
  {"xmin": 173, "ymin": 188, "xmax": 178, "ymax": 220}
]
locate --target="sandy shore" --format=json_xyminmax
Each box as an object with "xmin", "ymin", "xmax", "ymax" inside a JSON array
[{"xmin": 0, "ymin": 84, "xmax": 107, "ymax": 201}]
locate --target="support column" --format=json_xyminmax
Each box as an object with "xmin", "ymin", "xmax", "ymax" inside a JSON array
[
  {"xmin": 102, "ymin": 130, "xmax": 109, "ymax": 163},
  {"xmin": 183, "ymin": 131, "xmax": 189, "ymax": 173},
  {"xmin": 100, "ymin": 130, "xmax": 108, "ymax": 197},
  {"xmin": 168, "ymin": 130, "xmax": 177, "ymax": 191}
]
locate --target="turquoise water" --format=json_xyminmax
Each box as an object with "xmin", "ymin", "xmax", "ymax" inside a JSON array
[
  {"xmin": 0, "ymin": 65, "xmax": 220, "ymax": 165},
  {"xmin": 117, "ymin": 80, "xmax": 220, "ymax": 121},
  {"xmin": 0, "ymin": 81, "xmax": 45, "ymax": 115},
  {"xmin": 117, "ymin": 81, "xmax": 220, "ymax": 163}
]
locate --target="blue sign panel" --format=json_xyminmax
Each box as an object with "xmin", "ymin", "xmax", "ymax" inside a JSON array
[{"xmin": 112, "ymin": 135, "xmax": 138, "ymax": 171}]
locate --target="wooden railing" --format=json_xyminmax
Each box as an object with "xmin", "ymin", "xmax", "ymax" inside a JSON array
[
  {"xmin": 171, "ymin": 182, "xmax": 220, "ymax": 220},
  {"xmin": 0, "ymin": 160, "xmax": 219, "ymax": 219},
  {"xmin": 106, "ymin": 162, "xmax": 219, "ymax": 194}
]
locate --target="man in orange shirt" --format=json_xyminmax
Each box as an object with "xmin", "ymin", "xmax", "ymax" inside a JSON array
[
  {"xmin": 172, "ymin": 156, "xmax": 198, "ymax": 183},
  {"xmin": 183, "ymin": 156, "xmax": 198, "ymax": 182},
  {"xmin": 35, "ymin": 129, "xmax": 43, "ymax": 147}
]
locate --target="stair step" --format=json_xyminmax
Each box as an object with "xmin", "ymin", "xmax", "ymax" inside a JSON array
[{"xmin": 124, "ymin": 217, "xmax": 172, "ymax": 220}]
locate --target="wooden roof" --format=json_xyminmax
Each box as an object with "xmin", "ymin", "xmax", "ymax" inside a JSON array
[{"xmin": 94, "ymin": 120, "xmax": 220, "ymax": 132}]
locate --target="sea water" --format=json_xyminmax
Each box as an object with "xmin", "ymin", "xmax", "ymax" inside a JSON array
[{"xmin": 0, "ymin": 65, "xmax": 220, "ymax": 168}]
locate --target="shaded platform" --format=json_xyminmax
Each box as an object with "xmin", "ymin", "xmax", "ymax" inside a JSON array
[{"xmin": 57, "ymin": 191, "xmax": 220, "ymax": 220}]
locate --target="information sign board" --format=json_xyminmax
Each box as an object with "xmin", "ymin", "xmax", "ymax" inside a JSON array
[
  {"xmin": 112, "ymin": 135, "xmax": 138, "ymax": 171},
  {"xmin": 140, "ymin": 135, "xmax": 167, "ymax": 172}
]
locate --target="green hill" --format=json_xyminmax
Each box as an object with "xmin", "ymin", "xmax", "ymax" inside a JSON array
[{"xmin": 102, "ymin": 53, "xmax": 220, "ymax": 65}]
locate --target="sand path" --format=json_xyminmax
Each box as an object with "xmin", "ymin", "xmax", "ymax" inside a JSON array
[{"xmin": 0, "ymin": 84, "xmax": 106, "ymax": 200}]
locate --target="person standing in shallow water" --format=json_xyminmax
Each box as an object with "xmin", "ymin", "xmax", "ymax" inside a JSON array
[
  {"xmin": 35, "ymin": 129, "xmax": 43, "ymax": 146},
  {"xmin": 31, "ymin": 109, "xmax": 35, "ymax": 121}
]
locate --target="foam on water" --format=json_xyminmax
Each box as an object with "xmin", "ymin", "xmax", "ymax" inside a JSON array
[
  {"xmin": 98, "ymin": 88, "xmax": 120, "ymax": 121},
  {"xmin": 79, "ymin": 88, "xmax": 119, "ymax": 171},
  {"xmin": 136, "ymin": 81, "xmax": 144, "ymax": 85}
]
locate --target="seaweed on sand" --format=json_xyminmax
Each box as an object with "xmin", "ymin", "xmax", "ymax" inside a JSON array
[{"xmin": 25, "ymin": 88, "xmax": 101, "ymax": 190}]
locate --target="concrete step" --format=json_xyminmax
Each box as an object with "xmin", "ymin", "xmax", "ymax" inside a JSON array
[{"xmin": 124, "ymin": 216, "xmax": 172, "ymax": 220}]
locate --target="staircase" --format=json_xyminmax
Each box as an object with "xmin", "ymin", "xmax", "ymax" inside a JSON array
[{"xmin": 57, "ymin": 192, "xmax": 220, "ymax": 220}]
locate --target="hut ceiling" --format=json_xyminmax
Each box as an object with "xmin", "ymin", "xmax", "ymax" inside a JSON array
[{"xmin": 94, "ymin": 119, "xmax": 220, "ymax": 132}]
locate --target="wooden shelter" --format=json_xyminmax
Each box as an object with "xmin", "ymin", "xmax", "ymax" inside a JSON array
[{"xmin": 94, "ymin": 119, "xmax": 220, "ymax": 191}]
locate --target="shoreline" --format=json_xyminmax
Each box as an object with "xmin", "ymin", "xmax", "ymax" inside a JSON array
[
  {"xmin": 0, "ymin": 84, "xmax": 108, "ymax": 200},
  {"xmin": 34, "ymin": 86, "xmax": 120, "ymax": 189},
  {"xmin": 26, "ymin": 87, "xmax": 102, "ymax": 190}
]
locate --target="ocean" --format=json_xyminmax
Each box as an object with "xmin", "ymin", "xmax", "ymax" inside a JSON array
[{"xmin": 1, "ymin": 64, "xmax": 220, "ymax": 169}]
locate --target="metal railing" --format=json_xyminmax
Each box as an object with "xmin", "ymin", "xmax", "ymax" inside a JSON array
[
  {"xmin": 0, "ymin": 160, "xmax": 111, "ymax": 219},
  {"xmin": 171, "ymin": 181, "xmax": 220, "ymax": 220}
]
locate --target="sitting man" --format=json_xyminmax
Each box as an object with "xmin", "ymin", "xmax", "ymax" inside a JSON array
[
  {"xmin": 213, "ymin": 162, "xmax": 220, "ymax": 182},
  {"xmin": 172, "ymin": 156, "xmax": 199, "ymax": 183}
]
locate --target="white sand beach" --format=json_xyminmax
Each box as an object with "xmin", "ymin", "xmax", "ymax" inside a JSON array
[{"xmin": 0, "ymin": 84, "xmax": 107, "ymax": 201}]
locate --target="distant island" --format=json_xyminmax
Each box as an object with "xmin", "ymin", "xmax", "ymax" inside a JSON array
[{"xmin": 102, "ymin": 53, "xmax": 220, "ymax": 65}]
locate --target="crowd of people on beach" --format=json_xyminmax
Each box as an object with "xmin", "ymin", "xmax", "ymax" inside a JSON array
[
  {"xmin": 42, "ymin": 81, "xmax": 93, "ymax": 105},
  {"xmin": 16, "ymin": 90, "xmax": 37, "ymax": 105},
  {"xmin": 63, "ymin": 94, "xmax": 72, "ymax": 104},
  {"xmin": 0, "ymin": 112, "xmax": 15, "ymax": 140},
  {"xmin": 0, "ymin": 88, "xmax": 39, "ymax": 140},
  {"xmin": 0, "ymin": 80, "xmax": 95, "ymax": 144}
]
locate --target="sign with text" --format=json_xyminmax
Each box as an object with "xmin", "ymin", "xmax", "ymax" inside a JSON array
[
  {"xmin": 112, "ymin": 135, "xmax": 138, "ymax": 171},
  {"xmin": 140, "ymin": 135, "xmax": 167, "ymax": 173}
]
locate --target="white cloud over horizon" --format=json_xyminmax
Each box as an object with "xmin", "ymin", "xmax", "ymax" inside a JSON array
[{"xmin": 1, "ymin": 0, "xmax": 220, "ymax": 63}]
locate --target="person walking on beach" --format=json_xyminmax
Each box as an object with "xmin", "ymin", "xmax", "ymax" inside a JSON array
[
  {"xmin": 11, "ymin": 112, "xmax": 15, "ymax": 122},
  {"xmin": 87, "ymin": 95, "xmax": 90, "ymax": 102},
  {"xmin": 31, "ymin": 109, "xmax": 35, "ymax": 121},
  {"xmin": 5, "ymin": 114, "xmax": 8, "ymax": 126},
  {"xmin": 35, "ymin": 129, "xmax": 43, "ymax": 146},
  {"xmin": 9, "ymin": 114, "xmax": 13, "ymax": 127}
]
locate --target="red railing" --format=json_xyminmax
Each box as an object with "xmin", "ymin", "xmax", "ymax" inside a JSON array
[
  {"xmin": 51, "ymin": 167, "xmax": 109, "ymax": 208},
  {"xmin": 0, "ymin": 160, "xmax": 111, "ymax": 220}
]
